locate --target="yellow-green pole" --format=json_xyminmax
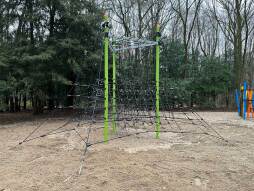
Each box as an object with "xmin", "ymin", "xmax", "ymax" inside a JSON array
[
  {"xmin": 156, "ymin": 24, "xmax": 161, "ymax": 139},
  {"xmin": 112, "ymin": 50, "xmax": 117, "ymax": 133},
  {"xmin": 103, "ymin": 14, "xmax": 109, "ymax": 142}
]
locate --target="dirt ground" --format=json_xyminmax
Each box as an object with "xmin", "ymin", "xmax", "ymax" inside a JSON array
[{"xmin": 0, "ymin": 111, "xmax": 254, "ymax": 191}]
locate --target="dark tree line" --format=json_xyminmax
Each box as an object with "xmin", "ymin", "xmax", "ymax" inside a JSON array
[
  {"xmin": 0, "ymin": 0, "xmax": 103, "ymax": 113},
  {"xmin": 1, "ymin": 0, "xmax": 254, "ymax": 113}
]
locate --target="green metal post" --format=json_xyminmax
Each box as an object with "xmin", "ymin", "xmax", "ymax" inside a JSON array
[
  {"xmin": 103, "ymin": 14, "xmax": 109, "ymax": 142},
  {"xmin": 155, "ymin": 24, "xmax": 161, "ymax": 139},
  {"xmin": 112, "ymin": 51, "xmax": 117, "ymax": 133}
]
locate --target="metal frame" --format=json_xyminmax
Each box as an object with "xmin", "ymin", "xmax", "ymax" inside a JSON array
[
  {"xmin": 103, "ymin": 15, "xmax": 109, "ymax": 142},
  {"xmin": 155, "ymin": 25, "xmax": 161, "ymax": 139},
  {"xmin": 110, "ymin": 37, "xmax": 158, "ymax": 52},
  {"xmin": 103, "ymin": 17, "xmax": 161, "ymax": 142}
]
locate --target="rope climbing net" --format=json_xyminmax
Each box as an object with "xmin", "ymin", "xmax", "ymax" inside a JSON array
[{"xmin": 16, "ymin": 14, "xmax": 227, "ymax": 176}]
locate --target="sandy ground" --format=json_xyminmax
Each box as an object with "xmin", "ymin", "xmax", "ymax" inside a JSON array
[{"xmin": 0, "ymin": 112, "xmax": 254, "ymax": 191}]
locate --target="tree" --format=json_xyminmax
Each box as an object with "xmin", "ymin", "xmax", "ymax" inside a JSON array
[
  {"xmin": 191, "ymin": 57, "xmax": 231, "ymax": 107},
  {"xmin": 0, "ymin": 0, "xmax": 103, "ymax": 113},
  {"xmin": 209, "ymin": 0, "xmax": 254, "ymax": 88},
  {"xmin": 170, "ymin": 0, "xmax": 203, "ymax": 78}
]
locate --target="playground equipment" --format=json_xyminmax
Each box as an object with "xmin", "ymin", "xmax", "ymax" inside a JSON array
[
  {"xmin": 17, "ymin": 14, "xmax": 226, "ymax": 175},
  {"xmin": 78, "ymin": 14, "xmax": 227, "ymax": 149},
  {"xmin": 102, "ymin": 14, "xmax": 161, "ymax": 141},
  {"xmin": 235, "ymin": 81, "xmax": 254, "ymax": 120},
  {"xmin": 17, "ymin": 14, "xmax": 224, "ymax": 146}
]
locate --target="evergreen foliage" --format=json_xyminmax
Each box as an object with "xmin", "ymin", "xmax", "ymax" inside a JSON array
[
  {"xmin": 0, "ymin": 0, "xmax": 103, "ymax": 113},
  {"xmin": 0, "ymin": 1, "xmax": 236, "ymax": 112}
]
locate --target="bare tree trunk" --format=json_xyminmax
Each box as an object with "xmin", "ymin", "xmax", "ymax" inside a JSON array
[
  {"xmin": 170, "ymin": 0, "xmax": 202, "ymax": 78},
  {"xmin": 23, "ymin": 94, "xmax": 27, "ymax": 110}
]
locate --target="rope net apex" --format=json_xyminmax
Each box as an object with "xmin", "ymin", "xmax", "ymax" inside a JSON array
[{"xmin": 110, "ymin": 36, "xmax": 158, "ymax": 52}]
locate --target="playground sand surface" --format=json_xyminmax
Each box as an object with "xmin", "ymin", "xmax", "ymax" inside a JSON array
[{"xmin": 0, "ymin": 112, "xmax": 254, "ymax": 191}]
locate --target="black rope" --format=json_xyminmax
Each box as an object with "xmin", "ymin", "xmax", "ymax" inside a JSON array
[
  {"xmin": 89, "ymin": 129, "xmax": 227, "ymax": 147},
  {"xmin": 193, "ymin": 111, "xmax": 227, "ymax": 142},
  {"xmin": 21, "ymin": 128, "xmax": 76, "ymax": 143},
  {"xmin": 17, "ymin": 109, "xmax": 61, "ymax": 146},
  {"xmin": 18, "ymin": 113, "xmax": 77, "ymax": 146}
]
